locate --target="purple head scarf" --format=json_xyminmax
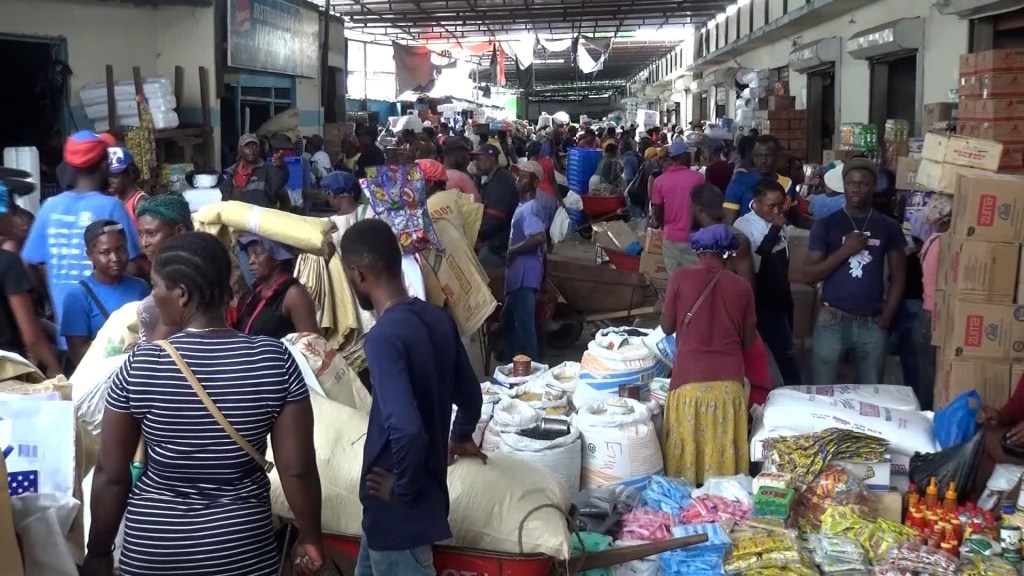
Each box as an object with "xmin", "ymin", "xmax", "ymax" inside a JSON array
[
  {"xmin": 690, "ymin": 224, "xmax": 740, "ymax": 255},
  {"xmin": 237, "ymin": 233, "xmax": 295, "ymax": 262}
]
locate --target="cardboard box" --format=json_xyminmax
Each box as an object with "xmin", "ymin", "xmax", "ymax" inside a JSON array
[
  {"xmin": 961, "ymin": 74, "xmax": 981, "ymax": 98},
  {"xmin": 957, "ymin": 122, "xmax": 979, "ymax": 138},
  {"xmin": 869, "ymin": 489, "xmax": 905, "ymax": 523},
  {"xmin": 1013, "ymin": 363, "xmax": 1024, "ymax": 389},
  {"xmin": 976, "ymin": 120, "xmax": 1024, "ymax": 143},
  {"xmin": 962, "ymin": 98, "xmax": 1024, "ymax": 121},
  {"xmin": 939, "ymin": 299, "xmax": 1024, "ymax": 360},
  {"xmin": 768, "ymin": 95, "xmax": 796, "ymax": 111},
  {"xmin": 945, "ymin": 239, "xmax": 1021, "ymax": 303},
  {"xmin": 976, "ymin": 49, "xmax": 1024, "ymax": 74},
  {"xmin": 895, "ymin": 156, "xmax": 922, "ymax": 190},
  {"xmin": 1004, "ymin": 145, "xmax": 1024, "ymax": 169},
  {"xmin": 915, "ymin": 159, "xmax": 994, "ymax": 194},
  {"xmin": 961, "ymin": 53, "xmax": 977, "ymax": 76},
  {"xmin": 835, "ymin": 457, "xmax": 892, "ymax": 492},
  {"xmin": 594, "ymin": 221, "xmax": 638, "ymax": 251},
  {"xmin": 933, "ymin": 289, "xmax": 947, "ymax": 345},
  {"xmin": 950, "ymin": 173, "xmax": 1024, "ymax": 242},
  {"xmin": 924, "ymin": 102, "xmax": 957, "ymax": 126},
  {"xmin": 822, "ymin": 150, "xmax": 863, "ymax": 164},
  {"xmin": 936, "ymin": 356, "xmax": 1013, "ymax": 408},
  {"xmin": 643, "ymin": 228, "xmax": 663, "ymax": 254},
  {"xmin": 921, "ymin": 132, "xmax": 1004, "ymax": 171},
  {"xmin": 639, "ymin": 250, "xmax": 668, "ymax": 279},
  {"xmin": 978, "ymin": 73, "xmax": 1024, "ymax": 98}
]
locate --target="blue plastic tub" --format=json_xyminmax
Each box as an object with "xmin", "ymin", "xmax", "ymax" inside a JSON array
[{"xmin": 285, "ymin": 156, "xmax": 305, "ymax": 190}]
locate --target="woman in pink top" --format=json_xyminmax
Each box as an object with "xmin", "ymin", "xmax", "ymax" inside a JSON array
[
  {"xmin": 442, "ymin": 136, "xmax": 481, "ymax": 202},
  {"xmin": 650, "ymin": 141, "xmax": 705, "ymax": 274},
  {"xmin": 915, "ymin": 195, "xmax": 952, "ymax": 411}
]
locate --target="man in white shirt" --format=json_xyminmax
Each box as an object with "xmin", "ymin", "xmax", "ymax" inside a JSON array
[{"xmin": 305, "ymin": 134, "xmax": 333, "ymax": 183}]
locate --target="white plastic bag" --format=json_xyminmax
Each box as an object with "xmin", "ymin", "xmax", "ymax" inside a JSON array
[
  {"xmin": 577, "ymin": 398, "xmax": 664, "ymax": 488},
  {"xmin": 500, "ymin": 424, "xmax": 582, "ymax": 494},
  {"xmin": 0, "ymin": 399, "xmax": 77, "ymax": 498},
  {"xmin": 693, "ymin": 475, "xmax": 754, "ymax": 505},
  {"xmin": 550, "ymin": 206, "xmax": 570, "ymax": 244},
  {"xmin": 481, "ymin": 399, "xmax": 543, "ymax": 452},
  {"xmin": 564, "ymin": 191, "xmax": 584, "ymax": 211},
  {"xmin": 72, "ymin": 354, "xmax": 129, "ymax": 437}
]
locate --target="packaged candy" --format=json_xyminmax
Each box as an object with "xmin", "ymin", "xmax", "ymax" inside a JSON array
[
  {"xmin": 661, "ymin": 523, "xmax": 732, "ymax": 576},
  {"xmin": 958, "ymin": 553, "xmax": 1020, "ymax": 576},
  {"xmin": 619, "ymin": 508, "xmax": 673, "ymax": 542},
  {"xmin": 808, "ymin": 534, "xmax": 868, "ymax": 570},
  {"xmin": 795, "ymin": 465, "xmax": 870, "ymax": 531},
  {"xmin": 885, "ymin": 543, "xmax": 958, "ymax": 575},
  {"xmin": 762, "ymin": 428, "xmax": 889, "ymax": 485},
  {"xmin": 640, "ymin": 475, "xmax": 694, "ymax": 515},
  {"xmin": 819, "ymin": 506, "xmax": 916, "ymax": 565},
  {"xmin": 681, "ymin": 494, "xmax": 752, "ymax": 527},
  {"xmin": 754, "ymin": 486, "xmax": 795, "ymax": 521}
]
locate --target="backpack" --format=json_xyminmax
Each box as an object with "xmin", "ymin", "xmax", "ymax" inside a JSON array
[{"xmin": 626, "ymin": 161, "xmax": 652, "ymax": 208}]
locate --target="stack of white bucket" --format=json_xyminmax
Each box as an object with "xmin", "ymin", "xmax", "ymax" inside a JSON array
[{"xmin": 80, "ymin": 76, "xmax": 180, "ymax": 131}]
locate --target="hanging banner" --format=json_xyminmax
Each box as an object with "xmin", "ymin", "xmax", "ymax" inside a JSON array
[{"xmin": 228, "ymin": 0, "xmax": 320, "ymax": 77}]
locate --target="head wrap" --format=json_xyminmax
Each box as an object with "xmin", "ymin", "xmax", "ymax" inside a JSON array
[
  {"xmin": 65, "ymin": 131, "xmax": 116, "ymax": 169},
  {"xmin": 107, "ymin": 147, "xmax": 135, "ymax": 175},
  {"xmin": 136, "ymin": 194, "xmax": 195, "ymax": 231},
  {"xmin": 83, "ymin": 220, "xmax": 125, "ymax": 246},
  {"xmin": 320, "ymin": 171, "xmax": 361, "ymax": 196},
  {"xmin": 238, "ymin": 233, "xmax": 294, "ymax": 262},
  {"xmin": 690, "ymin": 224, "xmax": 740, "ymax": 255},
  {"xmin": 925, "ymin": 193, "xmax": 954, "ymax": 224},
  {"xmin": 415, "ymin": 159, "xmax": 447, "ymax": 183}
]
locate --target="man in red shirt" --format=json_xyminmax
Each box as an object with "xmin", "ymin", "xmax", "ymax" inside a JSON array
[{"xmin": 650, "ymin": 141, "xmax": 705, "ymax": 274}]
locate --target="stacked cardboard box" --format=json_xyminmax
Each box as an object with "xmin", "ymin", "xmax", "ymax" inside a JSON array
[
  {"xmin": 957, "ymin": 49, "xmax": 1024, "ymax": 174},
  {"xmin": 932, "ymin": 170, "xmax": 1024, "ymax": 407},
  {"xmin": 915, "ymin": 132, "xmax": 1004, "ymax": 193}
]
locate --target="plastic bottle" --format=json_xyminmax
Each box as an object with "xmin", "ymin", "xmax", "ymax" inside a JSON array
[
  {"xmin": 925, "ymin": 478, "xmax": 940, "ymax": 508},
  {"xmin": 944, "ymin": 482, "xmax": 958, "ymax": 513},
  {"xmin": 908, "ymin": 486, "xmax": 920, "ymax": 511}
]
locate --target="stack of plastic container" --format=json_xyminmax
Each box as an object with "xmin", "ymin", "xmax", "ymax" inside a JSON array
[
  {"xmin": 567, "ymin": 147, "xmax": 603, "ymax": 193},
  {"xmin": 80, "ymin": 76, "xmax": 179, "ymax": 131}
]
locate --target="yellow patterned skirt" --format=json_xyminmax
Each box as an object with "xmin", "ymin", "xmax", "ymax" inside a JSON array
[{"xmin": 661, "ymin": 381, "xmax": 749, "ymax": 485}]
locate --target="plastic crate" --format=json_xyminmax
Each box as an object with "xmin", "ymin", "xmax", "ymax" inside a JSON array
[{"xmin": 567, "ymin": 148, "xmax": 603, "ymax": 193}]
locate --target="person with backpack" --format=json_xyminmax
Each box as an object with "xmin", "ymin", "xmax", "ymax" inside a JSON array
[
  {"xmin": 60, "ymin": 220, "xmax": 150, "ymax": 369},
  {"xmin": 625, "ymin": 141, "xmax": 662, "ymax": 220}
]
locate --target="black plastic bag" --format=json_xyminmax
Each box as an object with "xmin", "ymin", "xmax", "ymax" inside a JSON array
[{"xmin": 909, "ymin": 431, "xmax": 984, "ymax": 499}]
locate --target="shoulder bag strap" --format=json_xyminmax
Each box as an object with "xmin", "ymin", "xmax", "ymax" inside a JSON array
[
  {"xmin": 679, "ymin": 270, "xmax": 724, "ymax": 339},
  {"xmin": 78, "ymin": 280, "xmax": 111, "ymax": 320},
  {"xmin": 154, "ymin": 340, "xmax": 275, "ymax": 474}
]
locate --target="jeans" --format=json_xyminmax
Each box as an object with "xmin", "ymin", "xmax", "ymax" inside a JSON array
[
  {"xmin": 355, "ymin": 537, "xmax": 435, "ymax": 576},
  {"xmin": 757, "ymin": 307, "xmax": 802, "ymax": 386},
  {"xmin": 503, "ymin": 287, "xmax": 539, "ymax": 362},
  {"xmin": 915, "ymin": 309, "xmax": 936, "ymax": 411},
  {"xmin": 893, "ymin": 299, "xmax": 923, "ymax": 394},
  {"xmin": 234, "ymin": 245, "xmax": 256, "ymax": 288},
  {"xmin": 811, "ymin": 306, "xmax": 889, "ymax": 385}
]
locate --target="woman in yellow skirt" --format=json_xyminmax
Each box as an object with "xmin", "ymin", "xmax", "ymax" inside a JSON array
[{"xmin": 659, "ymin": 224, "xmax": 756, "ymax": 485}]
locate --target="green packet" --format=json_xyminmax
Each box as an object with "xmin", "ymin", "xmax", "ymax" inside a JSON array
[{"xmin": 754, "ymin": 486, "xmax": 796, "ymax": 519}]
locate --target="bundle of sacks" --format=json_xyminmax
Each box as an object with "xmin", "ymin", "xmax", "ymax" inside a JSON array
[{"xmin": 574, "ymin": 327, "xmax": 671, "ymax": 408}]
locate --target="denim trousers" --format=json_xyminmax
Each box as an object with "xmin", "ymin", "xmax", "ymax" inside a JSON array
[
  {"xmin": 811, "ymin": 306, "xmax": 888, "ymax": 385},
  {"xmin": 355, "ymin": 537, "xmax": 435, "ymax": 576},
  {"xmin": 757, "ymin": 306, "xmax": 802, "ymax": 386},
  {"xmin": 915, "ymin": 309, "xmax": 936, "ymax": 411},
  {"xmin": 893, "ymin": 299, "xmax": 923, "ymax": 398},
  {"xmin": 503, "ymin": 287, "xmax": 539, "ymax": 362}
]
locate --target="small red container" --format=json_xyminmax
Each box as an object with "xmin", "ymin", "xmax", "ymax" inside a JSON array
[
  {"xmin": 581, "ymin": 194, "xmax": 626, "ymax": 219},
  {"xmin": 602, "ymin": 247, "xmax": 642, "ymax": 272},
  {"xmin": 324, "ymin": 534, "xmax": 554, "ymax": 576}
]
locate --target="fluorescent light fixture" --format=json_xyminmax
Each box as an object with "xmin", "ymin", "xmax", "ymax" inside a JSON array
[
  {"xmin": 535, "ymin": 59, "xmax": 565, "ymax": 64},
  {"xmin": 726, "ymin": 4, "xmax": 739, "ymax": 15},
  {"xmin": 715, "ymin": 12, "xmax": 727, "ymax": 22}
]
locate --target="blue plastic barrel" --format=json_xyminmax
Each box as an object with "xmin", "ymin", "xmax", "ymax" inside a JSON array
[{"xmin": 285, "ymin": 156, "xmax": 304, "ymax": 190}]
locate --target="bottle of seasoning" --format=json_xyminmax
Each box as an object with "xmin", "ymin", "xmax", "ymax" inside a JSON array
[
  {"xmin": 943, "ymin": 482, "xmax": 958, "ymax": 513},
  {"xmin": 924, "ymin": 477, "xmax": 940, "ymax": 508},
  {"xmin": 1001, "ymin": 504, "xmax": 1022, "ymax": 565}
]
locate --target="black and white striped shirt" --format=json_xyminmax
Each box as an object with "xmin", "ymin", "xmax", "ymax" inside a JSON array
[{"xmin": 106, "ymin": 331, "xmax": 308, "ymax": 576}]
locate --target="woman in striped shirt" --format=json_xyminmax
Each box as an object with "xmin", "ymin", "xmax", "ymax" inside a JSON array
[{"xmin": 82, "ymin": 232, "xmax": 323, "ymax": 576}]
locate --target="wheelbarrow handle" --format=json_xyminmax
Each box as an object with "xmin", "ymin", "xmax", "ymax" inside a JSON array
[{"xmin": 570, "ymin": 533, "xmax": 710, "ymax": 571}]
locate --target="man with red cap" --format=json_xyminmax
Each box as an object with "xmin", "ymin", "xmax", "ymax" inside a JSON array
[{"xmin": 21, "ymin": 130, "xmax": 142, "ymax": 362}]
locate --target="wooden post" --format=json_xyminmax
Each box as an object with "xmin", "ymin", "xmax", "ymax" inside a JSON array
[
  {"xmin": 105, "ymin": 65, "xmax": 117, "ymax": 130},
  {"xmin": 198, "ymin": 66, "xmax": 213, "ymax": 168},
  {"xmin": 174, "ymin": 65, "xmax": 185, "ymax": 110},
  {"xmin": 132, "ymin": 66, "xmax": 145, "ymax": 125}
]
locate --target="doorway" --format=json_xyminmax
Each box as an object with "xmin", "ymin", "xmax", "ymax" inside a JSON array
[
  {"xmin": 0, "ymin": 34, "xmax": 70, "ymax": 196},
  {"xmin": 220, "ymin": 73, "xmax": 296, "ymax": 166},
  {"xmin": 806, "ymin": 67, "xmax": 835, "ymax": 164},
  {"xmin": 869, "ymin": 52, "xmax": 918, "ymax": 143}
]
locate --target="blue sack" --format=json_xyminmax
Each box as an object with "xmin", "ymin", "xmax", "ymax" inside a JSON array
[{"xmin": 934, "ymin": 390, "xmax": 981, "ymax": 450}]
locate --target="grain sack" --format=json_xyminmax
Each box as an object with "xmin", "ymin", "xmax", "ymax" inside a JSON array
[
  {"xmin": 761, "ymin": 390, "xmax": 939, "ymax": 456},
  {"xmin": 500, "ymin": 423, "xmax": 582, "ymax": 495},
  {"xmin": 577, "ymin": 398, "xmax": 664, "ymax": 488},
  {"xmin": 576, "ymin": 328, "xmax": 669, "ymax": 406},
  {"xmin": 427, "ymin": 189, "xmax": 484, "ymax": 245},
  {"xmin": 493, "ymin": 361, "xmax": 550, "ymax": 389},
  {"xmin": 0, "ymin": 350, "xmax": 44, "ymax": 383},
  {"xmin": 779, "ymin": 384, "xmax": 921, "ymax": 411},
  {"xmin": 193, "ymin": 201, "xmax": 334, "ymax": 255},
  {"xmin": 72, "ymin": 354, "xmax": 129, "ymax": 437},
  {"xmin": 283, "ymin": 333, "xmax": 371, "ymax": 414},
  {"xmin": 544, "ymin": 361, "xmax": 581, "ymax": 395},
  {"xmin": 269, "ymin": 393, "xmax": 572, "ymax": 559},
  {"xmin": 481, "ymin": 399, "xmax": 543, "ymax": 452},
  {"xmin": 419, "ymin": 219, "xmax": 497, "ymax": 336},
  {"xmin": 451, "ymin": 383, "xmax": 503, "ymax": 447}
]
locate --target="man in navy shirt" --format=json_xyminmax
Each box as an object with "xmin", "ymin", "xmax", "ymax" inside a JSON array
[
  {"xmin": 803, "ymin": 158, "xmax": 907, "ymax": 385},
  {"xmin": 340, "ymin": 219, "xmax": 485, "ymax": 576}
]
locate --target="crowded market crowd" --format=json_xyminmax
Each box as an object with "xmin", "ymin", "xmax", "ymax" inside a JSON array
[{"xmin": 0, "ymin": 113, "xmax": 1018, "ymax": 576}]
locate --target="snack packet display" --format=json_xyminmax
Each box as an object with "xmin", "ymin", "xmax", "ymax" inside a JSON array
[
  {"xmin": 763, "ymin": 428, "xmax": 889, "ymax": 485},
  {"xmin": 361, "ymin": 164, "xmax": 439, "ymax": 254},
  {"xmin": 723, "ymin": 528, "xmax": 802, "ymax": 574},
  {"xmin": 885, "ymin": 543, "xmax": 958, "ymax": 575},
  {"xmin": 819, "ymin": 506, "xmax": 916, "ymax": 565},
  {"xmin": 640, "ymin": 475, "xmax": 694, "ymax": 515},
  {"xmin": 958, "ymin": 553, "xmax": 1019, "ymax": 576},
  {"xmin": 871, "ymin": 566, "xmax": 913, "ymax": 576},
  {"xmin": 794, "ymin": 465, "xmax": 870, "ymax": 531},
  {"xmin": 681, "ymin": 494, "xmax": 752, "ymax": 527},
  {"xmin": 661, "ymin": 522, "xmax": 732, "ymax": 576},
  {"xmin": 619, "ymin": 508, "xmax": 674, "ymax": 542},
  {"xmin": 807, "ymin": 534, "xmax": 868, "ymax": 573}
]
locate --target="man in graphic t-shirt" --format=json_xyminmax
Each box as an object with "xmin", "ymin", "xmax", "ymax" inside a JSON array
[{"xmin": 802, "ymin": 158, "xmax": 906, "ymax": 385}]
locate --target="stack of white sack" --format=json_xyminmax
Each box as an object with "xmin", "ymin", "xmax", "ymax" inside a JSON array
[
  {"xmin": 574, "ymin": 327, "xmax": 669, "ymax": 408},
  {"xmin": 749, "ymin": 386, "xmax": 938, "ymax": 462},
  {"xmin": 577, "ymin": 397, "xmax": 664, "ymax": 489},
  {"xmin": 270, "ymin": 392, "xmax": 573, "ymax": 559},
  {"xmin": 80, "ymin": 77, "xmax": 179, "ymax": 130}
]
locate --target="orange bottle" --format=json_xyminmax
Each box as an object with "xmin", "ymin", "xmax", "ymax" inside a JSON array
[
  {"xmin": 925, "ymin": 477, "xmax": 940, "ymax": 508},
  {"xmin": 943, "ymin": 482, "xmax": 958, "ymax": 513},
  {"xmin": 908, "ymin": 485, "xmax": 921, "ymax": 510}
]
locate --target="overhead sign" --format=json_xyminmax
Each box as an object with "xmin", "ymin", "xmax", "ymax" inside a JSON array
[{"xmin": 228, "ymin": 0, "xmax": 320, "ymax": 77}]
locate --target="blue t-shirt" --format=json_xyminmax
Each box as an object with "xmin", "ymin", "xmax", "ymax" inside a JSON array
[
  {"xmin": 724, "ymin": 170, "xmax": 794, "ymax": 217},
  {"xmin": 60, "ymin": 274, "xmax": 150, "ymax": 340},
  {"xmin": 809, "ymin": 209, "xmax": 907, "ymax": 317},
  {"xmin": 21, "ymin": 191, "xmax": 142, "ymax": 349},
  {"xmin": 505, "ymin": 199, "xmax": 546, "ymax": 294}
]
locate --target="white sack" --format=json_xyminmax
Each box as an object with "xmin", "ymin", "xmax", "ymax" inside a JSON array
[
  {"xmin": 79, "ymin": 77, "xmax": 174, "ymax": 107},
  {"xmin": 577, "ymin": 398, "xmax": 664, "ymax": 488},
  {"xmin": 72, "ymin": 354, "xmax": 129, "ymax": 437},
  {"xmin": 11, "ymin": 493, "xmax": 81, "ymax": 576},
  {"xmin": 0, "ymin": 399, "xmax": 77, "ymax": 498},
  {"xmin": 500, "ymin": 424, "xmax": 582, "ymax": 494},
  {"xmin": 780, "ymin": 384, "xmax": 921, "ymax": 411},
  {"xmin": 481, "ymin": 398, "xmax": 542, "ymax": 452}
]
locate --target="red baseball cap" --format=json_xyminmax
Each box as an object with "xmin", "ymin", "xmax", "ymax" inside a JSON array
[{"xmin": 64, "ymin": 130, "xmax": 117, "ymax": 169}]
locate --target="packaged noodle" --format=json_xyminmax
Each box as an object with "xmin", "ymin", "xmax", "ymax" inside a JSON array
[
  {"xmin": 885, "ymin": 543, "xmax": 958, "ymax": 575},
  {"xmin": 958, "ymin": 553, "xmax": 1019, "ymax": 576},
  {"xmin": 819, "ymin": 506, "xmax": 916, "ymax": 565},
  {"xmin": 723, "ymin": 529, "xmax": 802, "ymax": 574}
]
